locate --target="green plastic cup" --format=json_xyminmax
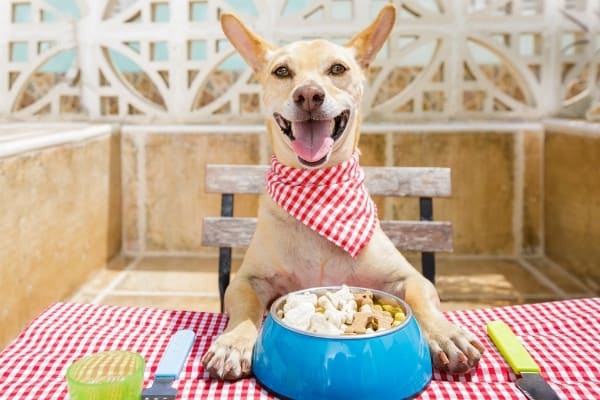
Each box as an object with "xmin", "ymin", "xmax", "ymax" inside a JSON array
[{"xmin": 66, "ymin": 350, "xmax": 144, "ymax": 400}]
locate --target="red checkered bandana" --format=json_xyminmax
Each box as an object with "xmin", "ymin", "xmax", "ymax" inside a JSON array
[{"xmin": 266, "ymin": 152, "xmax": 378, "ymax": 258}]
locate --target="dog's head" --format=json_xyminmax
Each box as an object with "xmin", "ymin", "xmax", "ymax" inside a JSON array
[{"xmin": 221, "ymin": 5, "xmax": 395, "ymax": 168}]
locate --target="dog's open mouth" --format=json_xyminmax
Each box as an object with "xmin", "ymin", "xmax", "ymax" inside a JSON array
[{"xmin": 273, "ymin": 110, "xmax": 350, "ymax": 167}]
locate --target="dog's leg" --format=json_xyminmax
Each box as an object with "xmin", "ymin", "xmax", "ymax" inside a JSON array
[
  {"xmin": 201, "ymin": 276, "xmax": 263, "ymax": 380},
  {"xmin": 364, "ymin": 233, "xmax": 484, "ymax": 374},
  {"xmin": 399, "ymin": 273, "xmax": 485, "ymax": 373}
]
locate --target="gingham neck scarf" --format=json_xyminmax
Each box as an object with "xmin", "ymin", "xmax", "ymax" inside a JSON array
[{"xmin": 266, "ymin": 153, "xmax": 377, "ymax": 258}]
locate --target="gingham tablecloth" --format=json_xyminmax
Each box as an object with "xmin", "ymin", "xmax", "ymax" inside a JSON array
[{"xmin": 0, "ymin": 298, "xmax": 599, "ymax": 399}]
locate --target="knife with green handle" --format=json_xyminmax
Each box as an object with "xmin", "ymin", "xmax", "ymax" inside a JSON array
[{"xmin": 486, "ymin": 321, "xmax": 562, "ymax": 400}]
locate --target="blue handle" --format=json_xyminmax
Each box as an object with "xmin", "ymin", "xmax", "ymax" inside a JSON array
[{"xmin": 154, "ymin": 329, "xmax": 196, "ymax": 380}]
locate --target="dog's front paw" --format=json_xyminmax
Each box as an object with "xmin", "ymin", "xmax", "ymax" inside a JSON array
[
  {"xmin": 425, "ymin": 319, "xmax": 485, "ymax": 374},
  {"xmin": 201, "ymin": 331, "xmax": 255, "ymax": 380}
]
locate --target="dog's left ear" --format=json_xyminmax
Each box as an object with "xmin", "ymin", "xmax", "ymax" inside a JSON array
[{"xmin": 346, "ymin": 4, "xmax": 396, "ymax": 69}]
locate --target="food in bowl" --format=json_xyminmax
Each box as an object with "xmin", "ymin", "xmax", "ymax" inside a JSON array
[
  {"xmin": 277, "ymin": 285, "xmax": 406, "ymax": 335},
  {"xmin": 252, "ymin": 286, "xmax": 433, "ymax": 399}
]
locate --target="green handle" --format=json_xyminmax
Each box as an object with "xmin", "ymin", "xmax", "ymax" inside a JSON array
[{"xmin": 486, "ymin": 320, "xmax": 540, "ymax": 374}]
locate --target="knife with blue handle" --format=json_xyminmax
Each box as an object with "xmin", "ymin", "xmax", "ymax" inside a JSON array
[
  {"xmin": 487, "ymin": 321, "xmax": 561, "ymax": 400},
  {"xmin": 142, "ymin": 329, "xmax": 196, "ymax": 400}
]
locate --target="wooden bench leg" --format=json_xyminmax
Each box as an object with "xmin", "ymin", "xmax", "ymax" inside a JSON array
[
  {"xmin": 420, "ymin": 197, "xmax": 436, "ymax": 284},
  {"xmin": 218, "ymin": 247, "xmax": 231, "ymax": 313},
  {"xmin": 219, "ymin": 194, "xmax": 234, "ymax": 313},
  {"xmin": 421, "ymin": 251, "xmax": 435, "ymax": 284}
]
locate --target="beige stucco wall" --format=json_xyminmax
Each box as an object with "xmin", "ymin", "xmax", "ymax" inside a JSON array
[
  {"xmin": 374, "ymin": 129, "xmax": 543, "ymax": 257},
  {"xmin": 3, "ymin": 120, "xmax": 597, "ymax": 349},
  {"xmin": 122, "ymin": 127, "xmax": 262, "ymax": 255},
  {"xmin": 544, "ymin": 124, "xmax": 600, "ymax": 289},
  {"xmin": 0, "ymin": 126, "xmax": 121, "ymax": 348},
  {"xmin": 388, "ymin": 132, "xmax": 516, "ymax": 255},
  {"xmin": 121, "ymin": 125, "xmax": 544, "ymax": 258}
]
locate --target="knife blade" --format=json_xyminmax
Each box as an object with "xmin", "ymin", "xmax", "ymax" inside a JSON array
[{"xmin": 486, "ymin": 320, "xmax": 561, "ymax": 400}]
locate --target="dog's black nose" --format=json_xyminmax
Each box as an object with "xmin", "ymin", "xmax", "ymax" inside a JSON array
[{"xmin": 293, "ymin": 84, "xmax": 325, "ymax": 112}]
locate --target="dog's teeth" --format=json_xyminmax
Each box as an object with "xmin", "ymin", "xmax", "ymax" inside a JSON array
[
  {"xmin": 274, "ymin": 113, "xmax": 294, "ymax": 140},
  {"xmin": 330, "ymin": 110, "xmax": 349, "ymax": 141}
]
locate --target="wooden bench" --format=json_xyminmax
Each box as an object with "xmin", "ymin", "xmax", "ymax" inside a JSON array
[{"xmin": 203, "ymin": 164, "xmax": 453, "ymax": 311}]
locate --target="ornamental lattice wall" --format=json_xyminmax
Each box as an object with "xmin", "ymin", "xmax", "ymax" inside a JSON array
[{"xmin": 1, "ymin": 0, "xmax": 599, "ymax": 123}]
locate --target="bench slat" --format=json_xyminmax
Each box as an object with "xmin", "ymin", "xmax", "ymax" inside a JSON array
[
  {"xmin": 379, "ymin": 220, "xmax": 453, "ymax": 252},
  {"xmin": 205, "ymin": 165, "xmax": 267, "ymax": 194},
  {"xmin": 205, "ymin": 165, "xmax": 451, "ymax": 197},
  {"xmin": 202, "ymin": 217, "xmax": 257, "ymax": 248},
  {"xmin": 202, "ymin": 217, "xmax": 452, "ymax": 252},
  {"xmin": 364, "ymin": 167, "xmax": 451, "ymax": 197}
]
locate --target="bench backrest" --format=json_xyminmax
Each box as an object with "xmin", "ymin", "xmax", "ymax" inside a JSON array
[{"xmin": 203, "ymin": 164, "xmax": 452, "ymax": 311}]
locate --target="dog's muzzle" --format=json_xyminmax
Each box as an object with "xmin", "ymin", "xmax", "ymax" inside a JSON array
[{"xmin": 273, "ymin": 109, "xmax": 350, "ymax": 167}]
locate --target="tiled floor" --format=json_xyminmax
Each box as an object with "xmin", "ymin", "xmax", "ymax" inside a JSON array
[{"xmin": 69, "ymin": 254, "xmax": 596, "ymax": 313}]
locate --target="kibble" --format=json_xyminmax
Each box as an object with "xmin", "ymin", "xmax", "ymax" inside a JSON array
[{"xmin": 279, "ymin": 286, "xmax": 406, "ymax": 335}]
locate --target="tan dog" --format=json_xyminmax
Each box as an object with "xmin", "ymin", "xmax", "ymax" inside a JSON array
[{"xmin": 202, "ymin": 4, "xmax": 484, "ymax": 380}]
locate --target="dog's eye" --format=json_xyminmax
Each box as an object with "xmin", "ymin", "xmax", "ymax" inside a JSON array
[
  {"xmin": 329, "ymin": 63, "xmax": 347, "ymax": 75},
  {"xmin": 272, "ymin": 65, "xmax": 291, "ymax": 78}
]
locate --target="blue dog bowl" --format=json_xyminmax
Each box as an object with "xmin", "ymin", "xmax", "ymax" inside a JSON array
[{"xmin": 252, "ymin": 286, "xmax": 432, "ymax": 400}]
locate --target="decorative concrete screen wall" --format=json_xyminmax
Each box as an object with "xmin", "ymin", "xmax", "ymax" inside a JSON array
[{"xmin": 1, "ymin": 0, "xmax": 599, "ymax": 123}]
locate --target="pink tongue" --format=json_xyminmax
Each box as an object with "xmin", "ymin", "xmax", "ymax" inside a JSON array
[{"xmin": 291, "ymin": 120, "xmax": 334, "ymax": 162}]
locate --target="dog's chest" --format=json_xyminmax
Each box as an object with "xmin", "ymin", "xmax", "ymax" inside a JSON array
[{"xmin": 258, "ymin": 199, "xmax": 360, "ymax": 286}]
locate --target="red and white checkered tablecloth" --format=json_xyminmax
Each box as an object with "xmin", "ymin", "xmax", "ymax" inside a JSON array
[{"xmin": 0, "ymin": 298, "xmax": 599, "ymax": 399}]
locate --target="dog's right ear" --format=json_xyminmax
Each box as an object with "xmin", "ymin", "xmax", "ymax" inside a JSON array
[{"xmin": 220, "ymin": 13, "xmax": 275, "ymax": 74}]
